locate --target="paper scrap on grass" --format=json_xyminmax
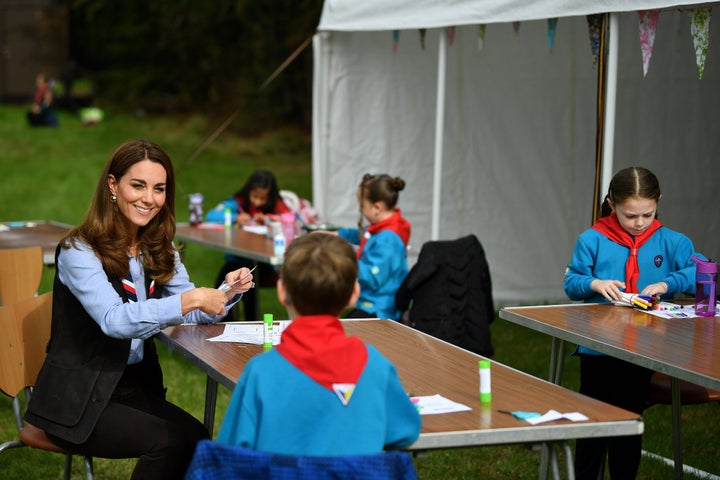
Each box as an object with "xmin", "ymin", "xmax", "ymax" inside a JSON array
[
  {"xmin": 206, "ymin": 322, "xmax": 291, "ymax": 345},
  {"xmin": 410, "ymin": 394, "xmax": 472, "ymax": 415},
  {"xmin": 525, "ymin": 409, "xmax": 589, "ymax": 425}
]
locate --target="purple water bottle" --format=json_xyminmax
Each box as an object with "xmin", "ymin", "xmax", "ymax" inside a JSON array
[{"xmin": 691, "ymin": 255, "xmax": 717, "ymax": 317}]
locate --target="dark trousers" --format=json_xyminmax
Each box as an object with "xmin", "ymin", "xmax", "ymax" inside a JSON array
[
  {"xmin": 574, "ymin": 354, "xmax": 653, "ymax": 480},
  {"xmin": 49, "ymin": 370, "xmax": 209, "ymax": 480},
  {"xmin": 215, "ymin": 259, "xmax": 278, "ymax": 321}
]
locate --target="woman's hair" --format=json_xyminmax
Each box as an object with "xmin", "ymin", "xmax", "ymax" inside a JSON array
[
  {"xmin": 357, "ymin": 173, "xmax": 406, "ymax": 231},
  {"xmin": 63, "ymin": 139, "xmax": 178, "ymax": 283},
  {"xmin": 281, "ymin": 234, "xmax": 358, "ymax": 316},
  {"xmin": 234, "ymin": 169, "xmax": 281, "ymax": 213},
  {"xmin": 600, "ymin": 166, "xmax": 661, "ymax": 217}
]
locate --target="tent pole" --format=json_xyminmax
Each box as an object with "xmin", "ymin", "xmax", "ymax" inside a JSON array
[
  {"xmin": 599, "ymin": 13, "xmax": 619, "ymax": 219},
  {"xmin": 592, "ymin": 14, "xmax": 607, "ymax": 224},
  {"xmin": 431, "ymin": 30, "xmax": 447, "ymax": 240}
]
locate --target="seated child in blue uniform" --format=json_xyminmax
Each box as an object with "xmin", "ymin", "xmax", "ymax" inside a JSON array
[{"xmin": 217, "ymin": 233, "xmax": 421, "ymax": 455}]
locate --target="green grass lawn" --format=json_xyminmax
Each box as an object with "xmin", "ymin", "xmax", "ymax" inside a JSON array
[{"xmin": 1, "ymin": 104, "xmax": 718, "ymax": 478}]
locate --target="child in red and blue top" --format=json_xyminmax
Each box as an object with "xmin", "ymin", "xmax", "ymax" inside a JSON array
[
  {"xmin": 217, "ymin": 234, "xmax": 420, "ymax": 455},
  {"xmin": 333, "ymin": 174, "xmax": 411, "ymax": 321},
  {"xmin": 564, "ymin": 166, "xmax": 702, "ymax": 480}
]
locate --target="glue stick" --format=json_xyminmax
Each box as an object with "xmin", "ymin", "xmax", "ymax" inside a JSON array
[
  {"xmin": 224, "ymin": 207, "xmax": 232, "ymax": 229},
  {"xmin": 479, "ymin": 360, "xmax": 492, "ymax": 403},
  {"xmin": 263, "ymin": 313, "xmax": 273, "ymax": 350}
]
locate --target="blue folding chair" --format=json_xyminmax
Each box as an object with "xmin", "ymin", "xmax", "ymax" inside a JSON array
[{"xmin": 184, "ymin": 440, "xmax": 417, "ymax": 480}]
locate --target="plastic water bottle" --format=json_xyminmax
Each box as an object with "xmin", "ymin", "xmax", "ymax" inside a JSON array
[
  {"xmin": 272, "ymin": 222, "xmax": 286, "ymax": 256},
  {"xmin": 691, "ymin": 255, "xmax": 717, "ymax": 317},
  {"xmin": 188, "ymin": 193, "xmax": 203, "ymax": 226}
]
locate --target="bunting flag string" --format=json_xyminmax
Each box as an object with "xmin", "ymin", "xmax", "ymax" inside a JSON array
[
  {"xmin": 547, "ymin": 18, "xmax": 558, "ymax": 52},
  {"xmin": 689, "ymin": 7, "xmax": 712, "ymax": 79},
  {"xmin": 638, "ymin": 10, "xmax": 660, "ymax": 77},
  {"xmin": 392, "ymin": 30, "xmax": 399, "ymax": 53},
  {"xmin": 586, "ymin": 14, "xmax": 603, "ymax": 66}
]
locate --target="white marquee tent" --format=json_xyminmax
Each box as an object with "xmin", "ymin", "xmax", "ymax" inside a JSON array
[{"xmin": 312, "ymin": 1, "xmax": 719, "ymax": 305}]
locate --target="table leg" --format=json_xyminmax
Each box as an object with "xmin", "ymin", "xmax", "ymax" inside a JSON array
[
  {"xmin": 548, "ymin": 338, "xmax": 566, "ymax": 385},
  {"xmin": 671, "ymin": 377, "xmax": 683, "ymax": 479},
  {"xmin": 204, "ymin": 376, "xmax": 219, "ymax": 437}
]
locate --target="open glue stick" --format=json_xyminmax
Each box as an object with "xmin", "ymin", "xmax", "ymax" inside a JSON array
[
  {"xmin": 263, "ymin": 313, "xmax": 273, "ymax": 350},
  {"xmin": 479, "ymin": 360, "xmax": 491, "ymax": 403}
]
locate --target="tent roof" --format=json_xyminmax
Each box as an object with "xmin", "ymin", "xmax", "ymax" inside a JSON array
[{"xmin": 318, "ymin": 0, "xmax": 709, "ymax": 31}]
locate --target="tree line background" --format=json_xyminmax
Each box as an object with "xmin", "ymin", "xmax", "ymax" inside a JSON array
[{"xmin": 68, "ymin": 0, "xmax": 323, "ymax": 131}]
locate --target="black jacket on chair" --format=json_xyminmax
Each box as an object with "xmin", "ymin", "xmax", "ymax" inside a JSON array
[{"xmin": 395, "ymin": 234, "xmax": 494, "ymax": 357}]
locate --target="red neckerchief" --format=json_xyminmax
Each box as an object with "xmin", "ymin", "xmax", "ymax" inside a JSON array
[
  {"xmin": 276, "ymin": 315, "xmax": 367, "ymax": 392},
  {"xmin": 592, "ymin": 213, "xmax": 662, "ymax": 293},
  {"xmin": 357, "ymin": 209, "xmax": 411, "ymax": 259}
]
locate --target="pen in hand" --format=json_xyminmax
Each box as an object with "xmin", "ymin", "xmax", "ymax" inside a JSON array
[{"xmin": 218, "ymin": 266, "xmax": 256, "ymax": 293}]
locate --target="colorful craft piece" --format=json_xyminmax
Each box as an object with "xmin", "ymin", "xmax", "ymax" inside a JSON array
[
  {"xmin": 586, "ymin": 14, "xmax": 603, "ymax": 66},
  {"xmin": 638, "ymin": 10, "xmax": 660, "ymax": 77},
  {"xmin": 690, "ymin": 7, "xmax": 712, "ymax": 79},
  {"xmin": 547, "ymin": 18, "xmax": 558, "ymax": 52},
  {"xmin": 392, "ymin": 30, "xmax": 399, "ymax": 53}
]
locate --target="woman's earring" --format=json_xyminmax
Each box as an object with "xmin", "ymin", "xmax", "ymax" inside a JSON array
[{"xmin": 111, "ymin": 194, "xmax": 117, "ymax": 203}]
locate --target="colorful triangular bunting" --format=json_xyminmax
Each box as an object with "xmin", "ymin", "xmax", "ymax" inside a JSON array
[
  {"xmin": 419, "ymin": 28, "xmax": 427, "ymax": 50},
  {"xmin": 477, "ymin": 24, "xmax": 487, "ymax": 52},
  {"xmin": 638, "ymin": 10, "xmax": 660, "ymax": 77},
  {"xmin": 689, "ymin": 7, "xmax": 712, "ymax": 79},
  {"xmin": 586, "ymin": 14, "xmax": 603, "ymax": 66},
  {"xmin": 392, "ymin": 30, "xmax": 399, "ymax": 53},
  {"xmin": 547, "ymin": 18, "xmax": 558, "ymax": 52},
  {"xmin": 447, "ymin": 26, "xmax": 456, "ymax": 47}
]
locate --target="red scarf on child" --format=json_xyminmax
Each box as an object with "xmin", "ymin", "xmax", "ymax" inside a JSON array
[
  {"xmin": 357, "ymin": 209, "xmax": 411, "ymax": 259},
  {"xmin": 276, "ymin": 315, "xmax": 367, "ymax": 403},
  {"xmin": 592, "ymin": 213, "xmax": 662, "ymax": 293}
]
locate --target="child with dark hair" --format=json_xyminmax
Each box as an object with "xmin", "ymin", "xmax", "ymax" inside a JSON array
[
  {"xmin": 206, "ymin": 169, "xmax": 290, "ymax": 321},
  {"xmin": 217, "ymin": 233, "xmax": 421, "ymax": 455}
]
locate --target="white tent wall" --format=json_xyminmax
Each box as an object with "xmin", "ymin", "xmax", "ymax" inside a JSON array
[{"xmin": 312, "ymin": 9, "xmax": 719, "ymax": 305}]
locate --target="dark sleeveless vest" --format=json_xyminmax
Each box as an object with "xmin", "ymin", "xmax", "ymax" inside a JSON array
[{"xmin": 25, "ymin": 244, "xmax": 165, "ymax": 444}]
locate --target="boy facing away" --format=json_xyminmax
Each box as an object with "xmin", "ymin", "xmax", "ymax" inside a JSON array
[{"xmin": 217, "ymin": 234, "xmax": 421, "ymax": 455}]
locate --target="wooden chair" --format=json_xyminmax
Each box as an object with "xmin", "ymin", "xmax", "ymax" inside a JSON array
[
  {"xmin": 0, "ymin": 246, "xmax": 43, "ymax": 306},
  {"xmin": 0, "ymin": 292, "xmax": 94, "ymax": 479}
]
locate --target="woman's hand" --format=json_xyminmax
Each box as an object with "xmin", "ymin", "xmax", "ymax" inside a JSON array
[
  {"xmin": 591, "ymin": 279, "xmax": 626, "ymax": 302},
  {"xmin": 223, "ymin": 267, "xmax": 255, "ymax": 299},
  {"xmin": 181, "ymin": 288, "xmax": 232, "ymax": 316}
]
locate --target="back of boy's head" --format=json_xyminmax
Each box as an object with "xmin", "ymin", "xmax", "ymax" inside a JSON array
[{"xmin": 281, "ymin": 234, "xmax": 357, "ymax": 316}]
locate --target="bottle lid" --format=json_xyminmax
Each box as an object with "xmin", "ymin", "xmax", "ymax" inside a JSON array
[
  {"xmin": 264, "ymin": 313, "xmax": 273, "ymax": 322},
  {"xmin": 478, "ymin": 360, "xmax": 491, "ymax": 369},
  {"xmin": 692, "ymin": 255, "xmax": 717, "ymax": 274}
]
